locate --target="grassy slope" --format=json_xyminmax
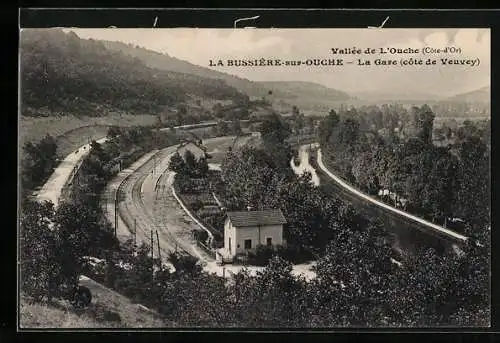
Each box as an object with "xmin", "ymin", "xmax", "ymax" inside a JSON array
[{"xmin": 20, "ymin": 276, "xmax": 169, "ymax": 328}]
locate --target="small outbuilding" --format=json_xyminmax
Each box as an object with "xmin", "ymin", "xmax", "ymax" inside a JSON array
[{"xmin": 220, "ymin": 209, "xmax": 287, "ymax": 260}]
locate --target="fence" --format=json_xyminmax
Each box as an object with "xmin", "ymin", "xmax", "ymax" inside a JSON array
[{"xmin": 171, "ymin": 183, "xmax": 219, "ymax": 245}]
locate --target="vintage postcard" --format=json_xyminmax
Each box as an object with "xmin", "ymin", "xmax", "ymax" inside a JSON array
[{"xmin": 18, "ymin": 27, "xmax": 490, "ymax": 329}]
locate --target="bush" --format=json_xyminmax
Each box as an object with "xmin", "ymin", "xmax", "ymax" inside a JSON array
[
  {"xmin": 248, "ymin": 244, "xmax": 276, "ymax": 266},
  {"xmin": 192, "ymin": 229, "xmax": 209, "ymax": 244},
  {"xmin": 20, "ymin": 201, "xmax": 58, "ymax": 301},
  {"xmin": 276, "ymin": 244, "xmax": 314, "ymax": 265},
  {"xmin": 189, "ymin": 199, "xmax": 204, "ymax": 212}
]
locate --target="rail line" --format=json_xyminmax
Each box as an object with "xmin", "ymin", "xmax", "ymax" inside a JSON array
[{"xmin": 115, "ymin": 147, "xmax": 198, "ymax": 259}]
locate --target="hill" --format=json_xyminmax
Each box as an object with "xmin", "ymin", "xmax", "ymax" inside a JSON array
[
  {"xmin": 352, "ymin": 90, "xmax": 444, "ymax": 102},
  {"xmin": 446, "ymin": 86, "xmax": 490, "ymax": 103},
  {"xmin": 259, "ymin": 81, "xmax": 351, "ymax": 101},
  {"xmin": 20, "ymin": 29, "xmax": 246, "ymax": 118},
  {"xmin": 20, "ymin": 276, "xmax": 168, "ymax": 328},
  {"xmin": 100, "ymin": 39, "xmax": 286, "ymax": 99},
  {"xmin": 98, "ymin": 39, "xmax": 352, "ymax": 110}
]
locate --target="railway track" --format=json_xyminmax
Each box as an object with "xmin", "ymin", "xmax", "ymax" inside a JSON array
[
  {"xmin": 110, "ymin": 135, "xmax": 246, "ymax": 263},
  {"xmin": 115, "ymin": 147, "xmax": 197, "ymax": 260}
]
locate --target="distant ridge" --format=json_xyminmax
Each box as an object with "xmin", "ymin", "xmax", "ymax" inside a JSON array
[
  {"xmin": 99, "ymin": 39, "xmax": 285, "ymax": 98},
  {"xmin": 258, "ymin": 81, "xmax": 351, "ymax": 101},
  {"xmin": 446, "ymin": 86, "xmax": 490, "ymax": 103},
  {"xmin": 99, "ymin": 39, "xmax": 352, "ymax": 105}
]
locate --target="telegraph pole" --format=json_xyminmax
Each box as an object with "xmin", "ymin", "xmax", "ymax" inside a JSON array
[
  {"xmin": 156, "ymin": 230, "xmax": 162, "ymax": 267},
  {"xmin": 134, "ymin": 218, "xmax": 137, "ymax": 247},
  {"xmin": 150, "ymin": 229, "xmax": 154, "ymax": 260},
  {"xmin": 114, "ymin": 190, "xmax": 118, "ymax": 238},
  {"xmin": 150, "ymin": 229, "xmax": 155, "ymax": 281}
]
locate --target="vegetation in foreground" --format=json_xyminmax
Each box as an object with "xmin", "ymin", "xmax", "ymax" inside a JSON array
[{"xmin": 19, "ymin": 110, "xmax": 490, "ymax": 328}]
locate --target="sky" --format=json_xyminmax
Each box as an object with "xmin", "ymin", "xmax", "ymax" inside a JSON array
[{"xmin": 67, "ymin": 28, "xmax": 490, "ymax": 96}]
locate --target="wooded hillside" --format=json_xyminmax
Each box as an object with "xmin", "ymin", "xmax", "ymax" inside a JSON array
[{"xmin": 20, "ymin": 29, "xmax": 246, "ymax": 117}]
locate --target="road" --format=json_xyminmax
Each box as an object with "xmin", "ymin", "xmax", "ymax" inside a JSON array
[
  {"xmin": 316, "ymin": 148, "xmax": 468, "ymax": 244},
  {"xmin": 36, "ymin": 137, "xmax": 108, "ymax": 208},
  {"xmin": 290, "ymin": 144, "xmax": 320, "ymax": 186}
]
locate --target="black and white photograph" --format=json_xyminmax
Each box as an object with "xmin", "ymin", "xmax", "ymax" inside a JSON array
[{"xmin": 18, "ymin": 26, "xmax": 491, "ymax": 329}]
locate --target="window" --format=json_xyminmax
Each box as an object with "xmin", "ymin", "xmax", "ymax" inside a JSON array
[
  {"xmin": 244, "ymin": 239, "xmax": 252, "ymax": 249},
  {"xmin": 266, "ymin": 237, "xmax": 272, "ymax": 246}
]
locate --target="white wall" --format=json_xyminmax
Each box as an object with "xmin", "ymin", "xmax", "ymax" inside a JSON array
[
  {"xmin": 224, "ymin": 218, "xmax": 236, "ymax": 257},
  {"xmin": 233, "ymin": 223, "xmax": 283, "ymax": 256},
  {"xmin": 224, "ymin": 218, "xmax": 284, "ymax": 257}
]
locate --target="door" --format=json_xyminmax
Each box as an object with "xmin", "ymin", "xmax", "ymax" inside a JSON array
[{"xmin": 244, "ymin": 239, "xmax": 252, "ymax": 249}]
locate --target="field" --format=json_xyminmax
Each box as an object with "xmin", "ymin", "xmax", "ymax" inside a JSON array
[
  {"xmin": 20, "ymin": 114, "xmax": 158, "ymax": 156},
  {"xmin": 205, "ymin": 134, "xmax": 261, "ymax": 164},
  {"xmin": 19, "ymin": 276, "xmax": 169, "ymax": 329}
]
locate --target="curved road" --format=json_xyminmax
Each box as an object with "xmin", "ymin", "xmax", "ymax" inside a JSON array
[
  {"xmin": 36, "ymin": 137, "xmax": 108, "ymax": 208},
  {"xmin": 316, "ymin": 148, "xmax": 468, "ymax": 244},
  {"xmin": 290, "ymin": 144, "xmax": 320, "ymax": 186}
]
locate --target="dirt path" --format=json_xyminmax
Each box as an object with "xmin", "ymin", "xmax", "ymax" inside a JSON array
[
  {"xmin": 36, "ymin": 137, "xmax": 108, "ymax": 208},
  {"xmin": 290, "ymin": 143, "xmax": 320, "ymax": 186}
]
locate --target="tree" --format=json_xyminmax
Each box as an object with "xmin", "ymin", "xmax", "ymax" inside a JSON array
[
  {"xmin": 20, "ymin": 200, "xmax": 58, "ymax": 300},
  {"xmin": 231, "ymin": 120, "xmax": 242, "ymax": 135},
  {"xmin": 318, "ymin": 110, "xmax": 340, "ymax": 145},
  {"xmin": 167, "ymin": 252, "xmax": 202, "ymax": 276},
  {"xmin": 221, "ymin": 147, "xmax": 281, "ymax": 211},
  {"xmin": 339, "ymin": 118, "xmax": 360, "ymax": 147},
  {"xmin": 252, "ymin": 256, "xmax": 309, "ymax": 327},
  {"xmin": 169, "ymin": 152, "xmax": 186, "ymax": 174},
  {"xmin": 21, "ymin": 134, "xmax": 58, "ymax": 192},
  {"xmin": 184, "ymin": 150, "xmax": 197, "ymax": 175},
  {"xmin": 114, "ymin": 243, "xmax": 155, "ymax": 304},
  {"xmin": 217, "ymin": 120, "xmax": 229, "ymax": 136},
  {"xmin": 107, "ymin": 126, "xmax": 121, "ymax": 139},
  {"xmin": 165, "ymin": 272, "xmax": 231, "ymax": 326},
  {"xmin": 54, "ymin": 202, "xmax": 116, "ymax": 259},
  {"xmin": 310, "ymin": 221, "xmax": 397, "ymax": 327},
  {"xmin": 455, "ymin": 136, "xmax": 490, "ymax": 229},
  {"xmin": 260, "ymin": 113, "xmax": 291, "ymax": 145}
]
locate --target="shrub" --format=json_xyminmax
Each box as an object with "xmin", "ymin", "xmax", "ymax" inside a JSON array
[
  {"xmin": 192, "ymin": 229, "xmax": 209, "ymax": 244},
  {"xmin": 190, "ymin": 199, "xmax": 204, "ymax": 212},
  {"xmin": 248, "ymin": 244, "xmax": 276, "ymax": 266},
  {"xmin": 276, "ymin": 244, "xmax": 313, "ymax": 264}
]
